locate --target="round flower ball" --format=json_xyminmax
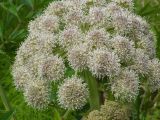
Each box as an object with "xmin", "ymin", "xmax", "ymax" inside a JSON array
[
  {"xmin": 58, "ymin": 76, "xmax": 89, "ymax": 110},
  {"xmin": 88, "ymin": 48, "xmax": 121, "ymax": 78},
  {"xmin": 111, "ymin": 68, "xmax": 139, "ymax": 102},
  {"xmin": 39, "ymin": 55, "xmax": 65, "ymax": 82},
  {"xmin": 24, "ymin": 80, "xmax": 51, "ymax": 110},
  {"xmin": 12, "ymin": 66, "xmax": 32, "ymax": 91}
]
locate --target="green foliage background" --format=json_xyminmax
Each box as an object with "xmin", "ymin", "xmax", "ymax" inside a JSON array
[{"xmin": 0, "ymin": 0, "xmax": 160, "ymax": 120}]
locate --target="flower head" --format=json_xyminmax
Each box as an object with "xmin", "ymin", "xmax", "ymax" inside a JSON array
[
  {"xmin": 88, "ymin": 7, "xmax": 105, "ymax": 25},
  {"xmin": 12, "ymin": 66, "xmax": 32, "ymax": 91},
  {"xmin": 58, "ymin": 76, "xmax": 89, "ymax": 110},
  {"xmin": 148, "ymin": 59, "xmax": 160, "ymax": 92},
  {"xmin": 65, "ymin": 8, "xmax": 83, "ymax": 25},
  {"xmin": 88, "ymin": 48, "xmax": 120, "ymax": 78},
  {"xmin": 111, "ymin": 35, "xmax": 135, "ymax": 64},
  {"xmin": 24, "ymin": 80, "xmax": 50, "ymax": 110},
  {"xmin": 137, "ymin": 35, "xmax": 155, "ymax": 58},
  {"xmin": 39, "ymin": 55, "xmax": 65, "ymax": 82},
  {"xmin": 86, "ymin": 100, "xmax": 130, "ymax": 120},
  {"xmin": 132, "ymin": 49, "xmax": 149, "ymax": 75},
  {"xmin": 68, "ymin": 44, "xmax": 88, "ymax": 71},
  {"xmin": 59, "ymin": 25, "xmax": 83, "ymax": 49},
  {"xmin": 44, "ymin": 1, "xmax": 67, "ymax": 16},
  {"xmin": 27, "ymin": 54, "xmax": 49, "ymax": 77},
  {"xmin": 39, "ymin": 15, "xmax": 59, "ymax": 32},
  {"xmin": 86, "ymin": 28, "xmax": 110, "ymax": 49},
  {"xmin": 111, "ymin": 68, "xmax": 139, "ymax": 102}
]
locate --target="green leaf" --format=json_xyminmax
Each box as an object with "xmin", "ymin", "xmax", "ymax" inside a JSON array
[
  {"xmin": 138, "ymin": 2, "xmax": 150, "ymax": 15},
  {"xmin": 0, "ymin": 20, "xmax": 3, "ymax": 41},
  {"xmin": 0, "ymin": 2, "xmax": 21, "ymax": 22},
  {"xmin": 9, "ymin": 28, "xmax": 26, "ymax": 41},
  {"xmin": 0, "ymin": 110, "xmax": 14, "ymax": 120},
  {"xmin": 65, "ymin": 67, "xmax": 75, "ymax": 78},
  {"xmin": 0, "ymin": 50, "xmax": 6, "ymax": 55},
  {"xmin": 17, "ymin": 4, "xmax": 24, "ymax": 12},
  {"xmin": 22, "ymin": 0, "xmax": 34, "ymax": 9}
]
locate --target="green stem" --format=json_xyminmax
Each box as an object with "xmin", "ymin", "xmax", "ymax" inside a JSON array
[
  {"xmin": 152, "ymin": 91, "xmax": 160, "ymax": 104},
  {"xmin": 83, "ymin": 70, "xmax": 100, "ymax": 110},
  {"xmin": 0, "ymin": 84, "xmax": 12, "ymax": 111},
  {"xmin": 139, "ymin": 83, "xmax": 151, "ymax": 119},
  {"xmin": 75, "ymin": 70, "xmax": 78, "ymax": 76},
  {"xmin": 52, "ymin": 108, "xmax": 61, "ymax": 120},
  {"xmin": 149, "ymin": 91, "xmax": 160, "ymax": 110},
  {"xmin": 62, "ymin": 109, "xmax": 72, "ymax": 120}
]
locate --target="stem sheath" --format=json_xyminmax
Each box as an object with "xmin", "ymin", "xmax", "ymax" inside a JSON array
[{"xmin": 83, "ymin": 70, "xmax": 100, "ymax": 110}]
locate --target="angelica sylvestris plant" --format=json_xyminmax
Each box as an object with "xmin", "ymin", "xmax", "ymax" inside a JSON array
[{"xmin": 12, "ymin": 0, "xmax": 160, "ymax": 119}]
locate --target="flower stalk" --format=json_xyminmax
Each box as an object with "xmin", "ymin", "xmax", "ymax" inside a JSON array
[{"xmin": 83, "ymin": 70, "xmax": 100, "ymax": 110}]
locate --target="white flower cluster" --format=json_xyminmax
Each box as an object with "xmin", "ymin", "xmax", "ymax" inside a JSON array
[
  {"xmin": 12, "ymin": 0, "xmax": 159, "ymax": 110},
  {"xmin": 86, "ymin": 100, "xmax": 130, "ymax": 120},
  {"xmin": 58, "ymin": 76, "xmax": 89, "ymax": 110},
  {"xmin": 111, "ymin": 68, "xmax": 139, "ymax": 102}
]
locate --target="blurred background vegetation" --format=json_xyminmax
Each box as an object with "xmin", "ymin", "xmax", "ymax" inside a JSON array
[{"xmin": 0, "ymin": 0, "xmax": 160, "ymax": 120}]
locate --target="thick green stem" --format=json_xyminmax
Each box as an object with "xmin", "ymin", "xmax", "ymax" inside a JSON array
[
  {"xmin": 0, "ymin": 84, "xmax": 12, "ymax": 111},
  {"xmin": 83, "ymin": 70, "xmax": 100, "ymax": 110}
]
